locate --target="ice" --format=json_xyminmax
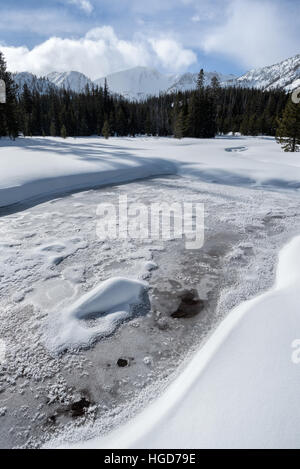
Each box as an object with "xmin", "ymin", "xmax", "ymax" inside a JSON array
[
  {"xmin": 1, "ymin": 136, "xmax": 300, "ymax": 448},
  {"xmin": 45, "ymin": 277, "xmax": 148, "ymax": 354},
  {"xmin": 0, "ymin": 340, "xmax": 6, "ymax": 364},
  {"xmin": 66, "ymin": 235, "xmax": 300, "ymax": 449}
]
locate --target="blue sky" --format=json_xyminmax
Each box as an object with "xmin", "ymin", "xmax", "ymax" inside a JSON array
[{"xmin": 0, "ymin": 0, "xmax": 299, "ymax": 79}]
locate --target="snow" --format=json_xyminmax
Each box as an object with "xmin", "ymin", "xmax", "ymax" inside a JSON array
[
  {"xmin": 13, "ymin": 54, "xmax": 300, "ymax": 99},
  {"xmin": 94, "ymin": 67, "xmax": 234, "ymax": 101},
  {"xmin": 233, "ymin": 54, "xmax": 300, "ymax": 92},
  {"xmin": 0, "ymin": 340, "xmax": 6, "ymax": 364},
  {"xmin": 46, "ymin": 71, "xmax": 93, "ymax": 93},
  {"xmin": 2, "ymin": 135, "xmax": 300, "ymax": 448},
  {"xmin": 45, "ymin": 277, "xmax": 148, "ymax": 354},
  {"xmin": 95, "ymin": 67, "xmax": 176, "ymax": 101},
  {"xmin": 13, "ymin": 72, "xmax": 55, "ymax": 96},
  {"xmin": 1, "ymin": 135, "xmax": 300, "ymax": 209},
  {"xmin": 65, "ymin": 234, "xmax": 300, "ymax": 449}
]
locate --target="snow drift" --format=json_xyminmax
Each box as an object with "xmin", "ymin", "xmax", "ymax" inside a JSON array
[{"xmin": 45, "ymin": 277, "xmax": 148, "ymax": 354}]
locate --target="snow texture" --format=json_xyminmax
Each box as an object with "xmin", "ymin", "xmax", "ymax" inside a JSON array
[
  {"xmin": 66, "ymin": 235, "xmax": 300, "ymax": 449},
  {"xmin": 45, "ymin": 277, "xmax": 147, "ymax": 354},
  {"xmin": 46, "ymin": 71, "xmax": 93, "ymax": 93},
  {"xmin": 1, "ymin": 135, "xmax": 300, "ymax": 209}
]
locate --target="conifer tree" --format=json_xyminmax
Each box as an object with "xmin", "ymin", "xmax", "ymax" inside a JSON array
[
  {"xmin": 50, "ymin": 121, "xmax": 56, "ymax": 137},
  {"xmin": 174, "ymin": 110, "xmax": 184, "ymax": 139},
  {"xmin": 102, "ymin": 119, "xmax": 110, "ymax": 139},
  {"xmin": 0, "ymin": 52, "xmax": 18, "ymax": 139},
  {"xmin": 276, "ymin": 98, "xmax": 300, "ymax": 152},
  {"xmin": 197, "ymin": 69, "xmax": 205, "ymax": 91},
  {"xmin": 60, "ymin": 124, "xmax": 67, "ymax": 139}
]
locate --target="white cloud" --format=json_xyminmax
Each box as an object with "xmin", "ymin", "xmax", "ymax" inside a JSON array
[
  {"xmin": 150, "ymin": 38, "xmax": 197, "ymax": 70},
  {"xmin": 202, "ymin": 0, "xmax": 300, "ymax": 68},
  {"xmin": 67, "ymin": 0, "xmax": 93, "ymax": 14},
  {"xmin": 0, "ymin": 27, "xmax": 196, "ymax": 79}
]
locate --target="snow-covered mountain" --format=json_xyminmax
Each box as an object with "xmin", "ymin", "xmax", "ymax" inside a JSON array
[
  {"xmin": 94, "ymin": 67, "xmax": 176, "ymax": 101},
  {"xmin": 167, "ymin": 71, "xmax": 236, "ymax": 94},
  {"xmin": 94, "ymin": 66, "xmax": 235, "ymax": 100},
  {"xmin": 227, "ymin": 55, "xmax": 300, "ymax": 92},
  {"xmin": 13, "ymin": 72, "xmax": 56, "ymax": 95},
  {"xmin": 46, "ymin": 71, "xmax": 93, "ymax": 93},
  {"xmin": 12, "ymin": 54, "xmax": 300, "ymax": 99}
]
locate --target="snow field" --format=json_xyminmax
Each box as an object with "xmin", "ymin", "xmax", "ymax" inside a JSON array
[{"xmin": 1, "ymin": 136, "xmax": 300, "ymax": 209}]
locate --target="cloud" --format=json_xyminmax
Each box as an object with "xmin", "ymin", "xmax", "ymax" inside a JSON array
[
  {"xmin": 0, "ymin": 26, "xmax": 196, "ymax": 79},
  {"xmin": 150, "ymin": 38, "xmax": 197, "ymax": 70},
  {"xmin": 202, "ymin": 0, "xmax": 300, "ymax": 68},
  {"xmin": 67, "ymin": 0, "xmax": 94, "ymax": 14}
]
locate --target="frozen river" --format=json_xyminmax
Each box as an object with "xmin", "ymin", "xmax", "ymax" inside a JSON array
[{"xmin": 0, "ymin": 174, "xmax": 300, "ymax": 448}]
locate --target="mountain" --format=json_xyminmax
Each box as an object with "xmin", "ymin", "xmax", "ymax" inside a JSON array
[
  {"xmin": 167, "ymin": 71, "xmax": 236, "ymax": 94},
  {"xmin": 46, "ymin": 71, "xmax": 93, "ymax": 93},
  {"xmin": 94, "ymin": 66, "xmax": 235, "ymax": 100},
  {"xmin": 12, "ymin": 54, "xmax": 300, "ymax": 99},
  {"xmin": 94, "ymin": 55, "xmax": 300, "ymax": 98},
  {"xmin": 94, "ymin": 66, "xmax": 176, "ymax": 101},
  {"xmin": 228, "ymin": 55, "xmax": 300, "ymax": 92},
  {"xmin": 13, "ymin": 72, "xmax": 56, "ymax": 95}
]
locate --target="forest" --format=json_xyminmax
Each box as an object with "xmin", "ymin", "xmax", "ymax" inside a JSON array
[{"xmin": 0, "ymin": 52, "xmax": 291, "ymax": 141}]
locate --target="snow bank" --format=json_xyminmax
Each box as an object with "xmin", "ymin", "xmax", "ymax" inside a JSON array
[
  {"xmin": 1, "ymin": 136, "xmax": 300, "ymax": 208},
  {"xmin": 45, "ymin": 277, "xmax": 148, "ymax": 354},
  {"xmin": 69, "ymin": 235, "xmax": 300, "ymax": 449},
  {"xmin": 0, "ymin": 137, "xmax": 176, "ymax": 208}
]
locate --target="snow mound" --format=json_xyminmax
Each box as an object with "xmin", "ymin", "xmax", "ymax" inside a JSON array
[{"xmin": 45, "ymin": 277, "xmax": 148, "ymax": 354}]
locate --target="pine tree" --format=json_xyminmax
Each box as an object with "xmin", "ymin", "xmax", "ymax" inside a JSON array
[
  {"xmin": 276, "ymin": 99, "xmax": 300, "ymax": 152},
  {"xmin": 197, "ymin": 69, "xmax": 205, "ymax": 91},
  {"xmin": 60, "ymin": 124, "xmax": 67, "ymax": 139},
  {"xmin": 174, "ymin": 110, "xmax": 184, "ymax": 139},
  {"xmin": 0, "ymin": 52, "xmax": 18, "ymax": 139},
  {"xmin": 211, "ymin": 75, "xmax": 221, "ymax": 93},
  {"xmin": 50, "ymin": 121, "xmax": 56, "ymax": 137},
  {"xmin": 102, "ymin": 119, "xmax": 110, "ymax": 139}
]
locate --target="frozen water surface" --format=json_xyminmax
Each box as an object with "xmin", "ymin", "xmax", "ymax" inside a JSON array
[{"xmin": 0, "ymin": 174, "xmax": 300, "ymax": 448}]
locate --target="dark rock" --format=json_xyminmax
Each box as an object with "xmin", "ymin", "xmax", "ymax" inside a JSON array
[
  {"xmin": 47, "ymin": 414, "xmax": 57, "ymax": 425},
  {"xmin": 70, "ymin": 397, "xmax": 90, "ymax": 417},
  {"xmin": 117, "ymin": 358, "xmax": 129, "ymax": 368},
  {"xmin": 171, "ymin": 289, "xmax": 205, "ymax": 318}
]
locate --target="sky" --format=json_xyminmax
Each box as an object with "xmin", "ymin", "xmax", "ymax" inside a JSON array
[{"xmin": 0, "ymin": 0, "xmax": 299, "ymax": 80}]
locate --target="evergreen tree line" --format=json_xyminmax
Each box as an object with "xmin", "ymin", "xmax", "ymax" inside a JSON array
[
  {"xmin": 1, "ymin": 52, "xmax": 299, "ymax": 151},
  {"xmin": 14, "ymin": 78, "xmax": 289, "ymax": 140}
]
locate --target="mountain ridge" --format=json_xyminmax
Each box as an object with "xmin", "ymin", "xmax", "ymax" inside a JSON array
[{"xmin": 12, "ymin": 54, "xmax": 300, "ymax": 100}]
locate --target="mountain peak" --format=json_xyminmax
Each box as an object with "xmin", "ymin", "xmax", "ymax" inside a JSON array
[
  {"xmin": 12, "ymin": 54, "xmax": 300, "ymax": 99},
  {"xmin": 45, "ymin": 71, "xmax": 93, "ymax": 92}
]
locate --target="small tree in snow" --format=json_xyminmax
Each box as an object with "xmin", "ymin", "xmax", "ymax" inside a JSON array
[{"xmin": 276, "ymin": 98, "xmax": 300, "ymax": 152}]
